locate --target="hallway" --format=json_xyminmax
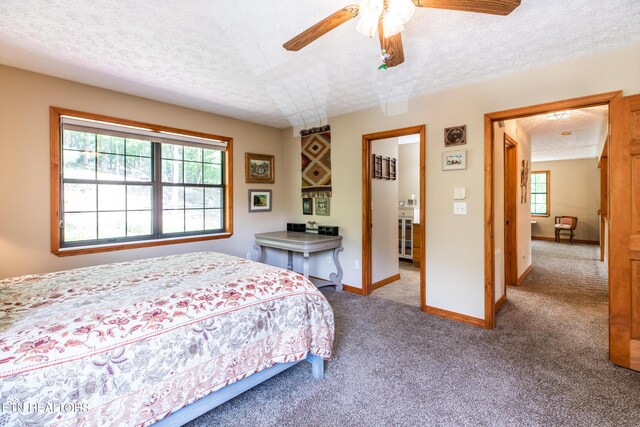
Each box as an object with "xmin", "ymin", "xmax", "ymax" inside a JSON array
[{"xmin": 502, "ymin": 239, "xmax": 608, "ymax": 360}]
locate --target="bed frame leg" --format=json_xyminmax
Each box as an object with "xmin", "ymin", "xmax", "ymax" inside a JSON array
[{"xmin": 306, "ymin": 354, "xmax": 324, "ymax": 379}]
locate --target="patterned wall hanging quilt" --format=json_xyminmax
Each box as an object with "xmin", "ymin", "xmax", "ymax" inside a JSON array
[{"xmin": 301, "ymin": 125, "xmax": 332, "ymax": 198}]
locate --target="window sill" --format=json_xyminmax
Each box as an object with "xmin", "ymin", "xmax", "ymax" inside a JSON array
[
  {"xmin": 531, "ymin": 214, "xmax": 550, "ymax": 218},
  {"xmin": 53, "ymin": 232, "xmax": 233, "ymax": 257}
]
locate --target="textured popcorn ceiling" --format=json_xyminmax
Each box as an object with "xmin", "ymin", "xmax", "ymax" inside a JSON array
[
  {"xmin": 518, "ymin": 105, "xmax": 608, "ymax": 162},
  {"xmin": 0, "ymin": 1, "xmax": 639, "ymax": 128}
]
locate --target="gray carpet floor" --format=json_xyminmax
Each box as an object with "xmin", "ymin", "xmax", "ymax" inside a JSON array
[{"xmin": 187, "ymin": 241, "xmax": 640, "ymax": 426}]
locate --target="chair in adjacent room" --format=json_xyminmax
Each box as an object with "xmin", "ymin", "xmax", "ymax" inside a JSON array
[{"xmin": 554, "ymin": 216, "xmax": 578, "ymax": 244}]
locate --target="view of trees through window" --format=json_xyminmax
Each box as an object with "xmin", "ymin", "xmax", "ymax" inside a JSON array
[
  {"xmin": 530, "ymin": 171, "xmax": 549, "ymax": 216},
  {"xmin": 61, "ymin": 129, "xmax": 224, "ymax": 246}
]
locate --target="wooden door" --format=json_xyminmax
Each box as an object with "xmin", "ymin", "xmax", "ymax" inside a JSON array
[
  {"xmin": 504, "ymin": 135, "xmax": 518, "ymax": 287},
  {"xmin": 609, "ymin": 94, "xmax": 640, "ymax": 371},
  {"xmin": 598, "ymin": 153, "xmax": 608, "ymax": 262}
]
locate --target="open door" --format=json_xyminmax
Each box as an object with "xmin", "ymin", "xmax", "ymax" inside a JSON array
[
  {"xmin": 504, "ymin": 135, "xmax": 518, "ymax": 288},
  {"xmin": 609, "ymin": 94, "xmax": 640, "ymax": 371}
]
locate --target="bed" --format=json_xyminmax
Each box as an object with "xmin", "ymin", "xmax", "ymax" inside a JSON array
[{"xmin": 0, "ymin": 252, "xmax": 334, "ymax": 426}]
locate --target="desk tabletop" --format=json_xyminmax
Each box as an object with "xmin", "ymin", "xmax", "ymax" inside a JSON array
[{"xmin": 255, "ymin": 231, "xmax": 342, "ymax": 252}]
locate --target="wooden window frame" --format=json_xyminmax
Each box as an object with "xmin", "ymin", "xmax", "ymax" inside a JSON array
[
  {"xmin": 50, "ymin": 106, "xmax": 234, "ymax": 256},
  {"xmin": 530, "ymin": 170, "xmax": 551, "ymax": 217}
]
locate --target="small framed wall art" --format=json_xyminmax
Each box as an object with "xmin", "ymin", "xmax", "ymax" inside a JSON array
[
  {"xmin": 444, "ymin": 125, "xmax": 466, "ymax": 147},
  {"xmin": 315, "ymin": 197, "xmax": 330, "ymax": 216},
  {"xmin": 248, "ymin": 189, "xmax": 272, "ymax": 212},
  {"xmin": 302, "ymin": 197, "xmax": 313, "ymax": 215},
  {"xmin": 245, "ymin": 153, "xmax": 274, "ymax": 183},
  {"xmin": 442, "ymin": 150, "xmax": 467, "ymax": 171}
]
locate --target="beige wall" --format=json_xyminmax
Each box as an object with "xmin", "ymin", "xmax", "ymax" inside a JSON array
[
  {"xmin": 0, "ymin": 65, "xmax": 286, "ymax": 279},
  {"xmin": 493, "ymin": 120, "xmax": 532, "ymax": 301},
  {"xmin": 399, "ymin": 142, "xmax": 420, "ymax": 204},
  {"xmin": 371, "ymin": 138, "xmax": 399, "ymax": 283},
  {"xmin": 282, "ymin": 44, "xmax": 640, "ymax": 319},
  {"xmin": 531, "ymin": 158, "xmax": 601, "ymax": 242}
]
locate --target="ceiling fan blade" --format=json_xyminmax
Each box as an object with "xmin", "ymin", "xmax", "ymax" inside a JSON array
[
  {"xmin": 283, "ymin": 5, "xmax": 359, "ymax": 51},
  {"xmin": 378, "ymin": 22, "xmax": 405, "ymax": 68},
  {"xmin": 412, "ymin": 0, "xmax": 521, "ymax": 16}
]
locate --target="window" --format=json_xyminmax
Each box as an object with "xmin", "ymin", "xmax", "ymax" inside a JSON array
[
  {"xmin": 51, "ymin": 107, "xmax": 233, "ymax": 255},
  {"xmin": 530, "ymin": 170, "xmax": 550, "ymax": 216}
]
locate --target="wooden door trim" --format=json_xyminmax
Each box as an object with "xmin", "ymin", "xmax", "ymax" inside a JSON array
[
  {"xmin": 362, "ymin": 125, "xmax": 426, "ymax": 312},
  {"xmin": 484, "ymin": 91, "xmax": 622, "ymax": 330}
]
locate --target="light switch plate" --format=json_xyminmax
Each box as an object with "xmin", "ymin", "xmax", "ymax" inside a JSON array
[
  {"xmin": 453, "ymin": 187, "xmax": 466, "ymax": 200},
  {"xmin": 453, "ymin": 202, "xmax": 468, "ymax": 215}
]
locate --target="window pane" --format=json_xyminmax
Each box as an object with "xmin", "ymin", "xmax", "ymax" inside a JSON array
[
  {"xmin": 162, "ymin": 160, "xmax": 183, "ymax": 183},
  {"xmin": 185, "ymin": 187, "xmax": 204, "ymax": 208},
  {"xmin": 64, "ymin": 212, "xmax": 97, "ymax": 242},
  {"xmin": 205, "ymin": 188, "xmax": 223, "ymax": 208},
  {"xmin": 534, "ymin": 173, "xmax": 542, "ymax": 184},
  {"xmin": 63, "ymin": 130, "xmax": 95, "ymax": 151},
  {"xmin": 163, "ymin": 187, "xmax": 184, "ymax": 209},
  {"xmin": 127, "ymin": 211, "xmax": 152, "ymax": 236},
  {"xmin": 203, "ymin": 149, "xmax": 222, "ymax": 164},
  {"xmin": 163, "ymin": 210, "xmax": 184, "ymax": 233},
  {"xmin": 63, "ymin": 150, "xmax": 96, "ymax": 179},
  {"xmin": 97, "ymin": 153, "xmax": 125, "ymax": 181},
  {"xmin": 535, "ymin": 194, "xmax": 546, "ymax": 204},
  {"xmin": 538, "ymin": 173, "xmax": 546, "ymax": 184},
  {"xmin": 98, "ymin": 184, "xmax": 125, "ymax": 211},
  {"xmin": 97, "ymin": 135, "xmax": 125, "ymax": 154},
  {"xmin": 538, "ymin": 203, "xmax": 547, "ymax": 213},
  {"xmin": 127, "ymin": 185, "xmax": 152, "ymax": 210},
  {"xmin": 184, "ymin": 162, "xmax": 203, "ymax": 184},
  {"xmin": 185, "ymin": 209, "xmax": 204, "ymax": 232},
  {"xmin": 126, "ymin": 156, "xmax": 152, "ymax": 182},
  {"xmin": 203, "ymin": 164, "xmax": 222, "ymax": 185},
  {"xmin": 184, "ymin": 146, "xmax": 202, "ymax": 162},
  {"xmin": 536, "ymin": 183, "xmax": 546, "ymax": 193},
  {"xmin": 205, "ymin": 209, "xmax": 222, "ymax": 230},
  {"xmin": 98, "ymin": 211, "xmax": 126, "ymax": 239},
  {"xmin": 126, "ymin": 139, "xmax": 151, "ymax": 157},
  {"xmin": 162, "ymin": 143, "xmax": 183, "ymax": 160},
  {"xmin": 64, "ymin": 183, "xmax": 96, "ymax": 212}
]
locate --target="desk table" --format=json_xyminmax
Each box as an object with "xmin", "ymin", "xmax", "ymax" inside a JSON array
[{"xmin": 254, "ymin": 231, "xmax": 343, "ymax": 291}]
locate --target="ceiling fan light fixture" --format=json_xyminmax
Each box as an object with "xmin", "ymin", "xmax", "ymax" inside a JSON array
[
  {"xmin": 356, "ymin": 0, "xmax": 384, "ymax": 37},
  {"xmin": 382, "ymin": 13, "xmax": 405, "ymax": 37},
  {"xmin": 387, "ymin": 0, "xmax": 416, "ymax": 25},
  {"xmin": 546, "ymin": 110, "xmax": 572, "ymax": 121}
]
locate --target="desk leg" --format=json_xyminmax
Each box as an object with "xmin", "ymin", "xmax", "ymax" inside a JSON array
[
  {"xmin": 303, "ymin": 251, "xmax": 310, "ymax": 278},
  {"xmin": 328, "ymin": 246, "xmax": 344, "ymax": 291},
  {"xmin": 287, "ymin": 251, "xmax": 294, "ymax": 271},
  {"xmin": 254, "ymin": 244, "xmax": 264, "ymax": 263}
]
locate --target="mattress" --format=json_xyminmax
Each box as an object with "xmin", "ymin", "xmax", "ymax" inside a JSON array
[{"xmin": 0, "ymin": 252, "xmax": 334, "ymax": 426}]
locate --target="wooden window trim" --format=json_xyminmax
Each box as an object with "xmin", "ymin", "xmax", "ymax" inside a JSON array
[
  {"xmin": 530, "ymin": 170, "xmax": 551, "ymax": 217},
  {"xmin": 50, "ymin": 106, "xmax": 234, "ymax": 257}
]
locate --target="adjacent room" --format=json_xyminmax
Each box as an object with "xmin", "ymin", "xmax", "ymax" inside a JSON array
[{"xmin": 1, "ymin": 1, "xmax": 640, "ymax": 426}]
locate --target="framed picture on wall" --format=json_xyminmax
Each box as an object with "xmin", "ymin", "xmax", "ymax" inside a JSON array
[
  {"xmin": 444, "ymin": 125, "xmax": 466, "ymax": 147},
  {"xmin": 248, "ymin": 189, "xmax": 272, "ymax": 212},
  {"xmin": 442, "ymin": 150, "xmax": 467, "ymax": 171},
  {"xmin": 245, "ymin": 153, "xmax": 274, "ymax": 183},
  {"xmin": 315, "ymin": 197, "xmax": 330, "ymax": 216},
  {"xmin": 302, "ymin": 197, "xmax": 313, "ymax": 215}
]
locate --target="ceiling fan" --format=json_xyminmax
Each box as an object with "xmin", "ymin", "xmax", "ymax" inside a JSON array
[{"xmin": 283, "ymin": 0, "xmax": 521, "ymax": 68}]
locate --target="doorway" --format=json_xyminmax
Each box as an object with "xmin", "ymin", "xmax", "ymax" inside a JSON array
[
  {"xmin": 361, "ymin": 125, "xmax": 426, "ymax": 310},
  {"xmin": 484, "ymin": 91, "xmax": 640, "ymax": 372}
]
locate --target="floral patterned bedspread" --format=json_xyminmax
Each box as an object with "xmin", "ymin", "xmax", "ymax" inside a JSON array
[{"xmin": 0, "ymin": 252, "xmax": 334, "ymax": 426}]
